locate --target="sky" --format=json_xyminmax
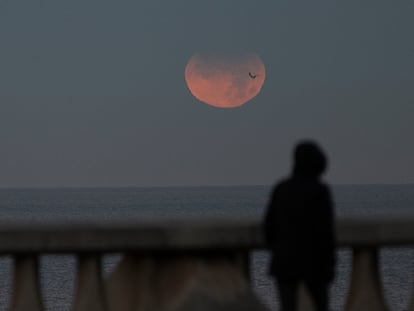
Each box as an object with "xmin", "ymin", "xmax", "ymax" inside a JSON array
[{"xmin": 0, "ymin": 0, "xmax": 413, "ymax": 187}]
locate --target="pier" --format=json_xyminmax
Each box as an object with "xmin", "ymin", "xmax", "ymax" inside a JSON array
[{"xmin": 0, "ymin": 217, "xmax": 413, "ymax": 310}]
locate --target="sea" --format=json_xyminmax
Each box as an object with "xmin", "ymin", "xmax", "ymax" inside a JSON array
[{"xmin": 0, "ymin": 184, "xmax": 413, "ymax": 310}]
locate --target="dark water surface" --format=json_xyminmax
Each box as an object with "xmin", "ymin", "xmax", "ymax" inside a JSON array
[{"xmin": 0, "ymin": 185, "xmax": 413, "ymax": 310}]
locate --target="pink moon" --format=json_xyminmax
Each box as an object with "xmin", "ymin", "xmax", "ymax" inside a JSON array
[{"xmin": 185, "ymin": 53, "xmax": 266, "ymax": 108}]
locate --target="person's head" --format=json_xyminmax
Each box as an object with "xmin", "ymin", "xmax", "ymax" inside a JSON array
[{"xmin": 293, "ymin": 141, "xmax": 327, "ymax": 179}]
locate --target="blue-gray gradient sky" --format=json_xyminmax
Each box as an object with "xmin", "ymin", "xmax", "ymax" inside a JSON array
[{"xmin": 0, "ymin": 0, "xmax": 413, "ymax": 187}]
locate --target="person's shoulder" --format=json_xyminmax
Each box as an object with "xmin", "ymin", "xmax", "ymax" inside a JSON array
[
  {"xmin": 272, "ymin": 178, "xmax": 292, "ymax": 190},
  {"xmin": 270, "ymin": 178, "xmax": 294, "ymax": 197}
]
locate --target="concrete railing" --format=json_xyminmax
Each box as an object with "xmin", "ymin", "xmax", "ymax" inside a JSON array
[{"xmin": 0, "ymin": 217, "xmax": 413, "ymax": 310}]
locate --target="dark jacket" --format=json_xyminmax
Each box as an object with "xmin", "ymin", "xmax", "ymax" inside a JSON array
[{"xmin": 264, "ymin": 176, "xmax": 335, "ymax": 280}]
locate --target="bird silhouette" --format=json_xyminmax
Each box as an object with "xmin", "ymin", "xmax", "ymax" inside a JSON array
[{"xmin": 249, "ymin": 72, "xmax": 258, "ymax": 79}]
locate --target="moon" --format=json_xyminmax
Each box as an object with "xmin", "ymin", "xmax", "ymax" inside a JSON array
[{"xmin": 184, "ymin": 53, "xmax": 266, "ymax": 108}]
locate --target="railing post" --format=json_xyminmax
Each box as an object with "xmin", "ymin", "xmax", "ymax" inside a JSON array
[
  {"xmin": 297, "ymin": 282, "xmax": 314, "ymax": 311},
  {"xmin": 106, "ymin": 254, "xmax": 153, "ymax": 311},
  {"xmin": 11, "ymin": 255, "xmax": 43, "ymax": 311},
  {"xmin": 72, "ymin": 254, "xmax": 108, "ymax": 311},
  {"xmin": 345, "ymin": 247, "xmax": 389, "ymax": 311},
  {"xmin": 407, "ymin": 281, "xmax": 414, "ymax": 311},
  {"xmin": 232, "ymin": 251, "xmax": 251, "ymax": 282}
]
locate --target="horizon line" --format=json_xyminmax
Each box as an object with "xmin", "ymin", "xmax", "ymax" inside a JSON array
[{"xmin": 0, "ymin": 182, "xmax": 413, "ymax": 190}]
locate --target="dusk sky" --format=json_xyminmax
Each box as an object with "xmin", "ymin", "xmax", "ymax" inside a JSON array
[{"xmin": 0, "ymin": 0, "xmax": 413, "ymax": 187}]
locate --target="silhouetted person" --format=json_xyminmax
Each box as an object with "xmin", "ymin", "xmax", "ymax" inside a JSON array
[{"xmin": 264, "ymin": 141, "xmax": 335, "ymax": 311}]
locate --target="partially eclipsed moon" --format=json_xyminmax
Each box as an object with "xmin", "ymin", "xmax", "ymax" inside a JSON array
[{"xmin": 185, "ymin": 53, "xmax": 266, "ymax": 108}]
